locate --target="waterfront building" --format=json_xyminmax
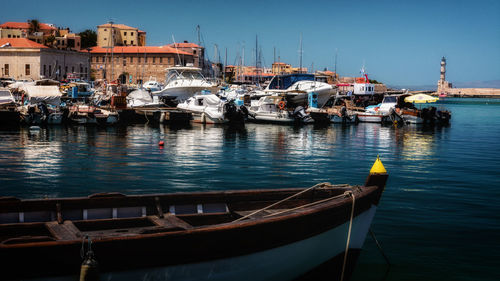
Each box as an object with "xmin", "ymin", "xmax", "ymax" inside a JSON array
[
  {"xmin": 0, "ymin": 22, "xmax": 81, "ymax": 51},
  {"xmin": 88, "ymin": 45, "xmax": 193, "ymax": 84},
  {"xmin": 167, "ymin": 41, "xmax": 204, "ymax": 69},
  {"xmin": 97, "ymin": 23, "xmax": 146, "ymax": 47},
  {"xmin": 0, "ymin": 38, "xmax": 90, "ymax": 80}
]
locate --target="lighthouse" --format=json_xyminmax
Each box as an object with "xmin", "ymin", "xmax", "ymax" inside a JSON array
[
  {"xmin": 437, "ymin": 56, "xmax": 451, "ymax": 94},
  {"xmin": 440, "ymin": 56, "xmax": 446, "ymax": 82}
]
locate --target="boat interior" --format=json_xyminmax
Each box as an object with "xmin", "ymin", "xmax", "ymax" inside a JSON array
[{"xmin": 0, "ymin": 185, "xmax": 354, "ymax": 245}]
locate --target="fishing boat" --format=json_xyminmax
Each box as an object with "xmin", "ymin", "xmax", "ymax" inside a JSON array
[
  {"xmin": 142, "ymin": 77, "xmax": 162, "ymax": 92},
  {"xmin": 177, "ymin": 94, "xmax": 247, "ymax": 124},
  {"xmin": 0, "ymin": 88, "xmax": 20, "ymax": 124},
  {"xmin": 18, "ymin": 85, "xmax": 65, "ymax": 125},
  {"xmin": 0, "ymin": 158, "xmax": 388, "ymax": 281},
  {"xmin": 247, "ymin": 96, "xmax": 313, "ymax": 124},
  {"xmin": 68, "ymin": 105, "xmax": 119, "ymax": 125},
  {"xmin": 153, "ymin": 66, "xmax": 219, "ymax": 104}
]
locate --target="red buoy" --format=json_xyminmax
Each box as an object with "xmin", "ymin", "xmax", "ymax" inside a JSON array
[{"xmin": 158, "ymin": 141, "xmax": 165, "ymax": 147}]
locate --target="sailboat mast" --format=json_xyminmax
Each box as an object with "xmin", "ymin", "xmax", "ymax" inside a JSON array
[{"xmin": 299, "ymin": 33, "xmax": 303, "ymax": 74}]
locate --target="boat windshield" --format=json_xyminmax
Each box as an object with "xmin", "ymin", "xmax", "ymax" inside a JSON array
[
  {"xmin": 167, "ymin": 70, "xmax": 205, "ymax": 83},
  {"xmin": 383, "ymin": 96, "xmax": 397, "ymax": 103},
  {"xmin": 267, "ymin": 74, "xmax": 314, "ymax": 90}
]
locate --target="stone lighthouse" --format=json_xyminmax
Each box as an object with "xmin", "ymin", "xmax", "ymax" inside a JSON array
[{"xmin": 437, "ymin": 56, "xmax": 451, "ymax": 94}]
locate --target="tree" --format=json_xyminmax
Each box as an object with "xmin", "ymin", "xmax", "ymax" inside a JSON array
[
  {"xmin": 79, "ymin": 29, "xmax": 97, "ymax": 49},
  {"xmin": 45, "ymin": 35, "xmax": 55, "ymax": 47},
  {"xmin": 28, "ymin": 19, "xmax": 40, "ymax": 34}
]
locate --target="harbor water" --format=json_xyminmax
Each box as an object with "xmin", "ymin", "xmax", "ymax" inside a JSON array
[{"xmin": 0, "ymin": 98, "xmax": 499, "ymax": 281}]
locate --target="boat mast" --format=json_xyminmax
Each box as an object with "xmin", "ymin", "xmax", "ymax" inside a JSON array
[
  {"xmin": 299, "ymin": 33, "xmax": 303, "ymax": 74},
  {"xmin": 110, "ymin": 21, "xmax": 114, "ymax": 83}
]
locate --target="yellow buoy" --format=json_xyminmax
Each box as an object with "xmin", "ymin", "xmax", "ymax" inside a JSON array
[{"xmin": 370, "ymin": 155, "xmax": 387, "ymax": 174}]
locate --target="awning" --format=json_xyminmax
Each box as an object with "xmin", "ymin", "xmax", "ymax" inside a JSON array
[{"xmin": 24, "ymin": 85, "xmax": 62, "ymax": 106}]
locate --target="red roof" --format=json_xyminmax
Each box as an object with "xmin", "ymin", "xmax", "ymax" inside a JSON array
[
  {"xmin": 0, "ymin": 22, "xmax": 56, "ymax": 30},
  {"xmin": 0, "ymin": 38, "xmax": 48, "ymax": 48},
  {"xmin": 88, "ymin": 45, "xmax": 192, "ymax": 56},
  {"xmin": 168, "ymin": 42, "xmax": 201, "ymax": 48}
]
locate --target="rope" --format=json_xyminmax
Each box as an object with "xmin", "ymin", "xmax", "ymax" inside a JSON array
[
  {"xmin": 369, "ymin": 229, "xmax": 391, "ymax": 266},
  {"xmin": 340, "ymin": 191, "xmax": 355, "ymax": 281},
  {"xmin": 263, "ymin": 191, "xmax": 351, "ymax": 218},
  {"xmin": 232, "ymin": 182, "xmax": 334, "ymax": 223},
  {"xmin": 80, "ymin": 235, "xmax": 92, "ymax": 259}
]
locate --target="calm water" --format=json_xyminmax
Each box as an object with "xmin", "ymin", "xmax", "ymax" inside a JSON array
[{"xmin": 1, "ymin": 98, "xmax": 499, "ymax": 281}]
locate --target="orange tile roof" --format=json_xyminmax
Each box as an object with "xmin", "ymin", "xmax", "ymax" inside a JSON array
[
  {"xmin": 98, "ymin": 23, "xmax": 138, "ymax": 30},
  {"xmin": 0, "ymin": 38, "xmax": 48, "ymax": 48},
  {"xmin": 88, "ymin": 45, "xmax": 192, "ymax": 56},
  {"xmin": 168, "ymin": 42, "xmax": 202, "ymax": 48},
  {"xmin": 0, "ymin": 22, "xmax": 56, "ymax": 30}
]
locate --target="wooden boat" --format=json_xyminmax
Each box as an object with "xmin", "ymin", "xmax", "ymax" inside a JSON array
[{"xmin": 0, "ymin": 159, "xmax": 388, "ymax": 281}]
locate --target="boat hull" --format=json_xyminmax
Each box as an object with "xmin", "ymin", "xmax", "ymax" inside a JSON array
[
  {"xmin": 357, "ymin": 114, "xmax": 383, "ymax": 123},
  {"xmin": 154, "ymin": 86, "xmax": 219, "ymax": 103}
]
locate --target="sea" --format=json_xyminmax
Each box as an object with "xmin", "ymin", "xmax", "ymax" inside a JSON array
[{"xmin": 0, "ymin": 98, "xmax": 499, "ymax": 281}]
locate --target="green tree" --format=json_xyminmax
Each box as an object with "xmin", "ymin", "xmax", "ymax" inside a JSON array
[
  {"xmin": 79, "ymin": 29, "xmax": 97, "ymax": 49},
  {"xmin": 45, "ymin": 35, "xmax": 55, "ymax": 47},
  {"xmin": 28, "ymin": 19, "xmax": 40, "ymax": 34}
]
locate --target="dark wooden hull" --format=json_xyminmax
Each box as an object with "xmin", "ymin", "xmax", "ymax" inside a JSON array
[{"xmin": 0, "ymin": 179, "xmax": 387, "ymax": 280}]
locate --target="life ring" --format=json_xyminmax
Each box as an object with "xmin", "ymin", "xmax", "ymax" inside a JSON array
[{"xmin": 278, "ymin": 101, "xmax": 286, "ymax": 110}]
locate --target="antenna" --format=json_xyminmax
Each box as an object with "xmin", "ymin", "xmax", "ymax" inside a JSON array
[
  {"xmin": 196, "ymin": 25, "xmax": 201, "ymax": 46},
  {"xmin": 172, "ymin": 35, "xmax": 182, "ymax": 65},
  {"xmin": 334, "ymin": 48, "xmax": 338, "ymax": 75}
]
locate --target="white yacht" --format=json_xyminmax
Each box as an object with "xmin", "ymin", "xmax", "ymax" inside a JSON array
[
  {"xmin": 153, "ymin": 66, "xmax": 218, "ymax": 104},
  {"xmin": 254, "ymin": 74, "xmax": 335, "ymax": 107}
]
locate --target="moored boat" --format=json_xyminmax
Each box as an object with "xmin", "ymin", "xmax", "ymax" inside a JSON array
[
  {"xmin": 177, "ymin": 93, "xmax": 247, "ymax": 124},
  {"xmin": 0, "ymin": 158, "xmax": 388, "ymax": 281}
]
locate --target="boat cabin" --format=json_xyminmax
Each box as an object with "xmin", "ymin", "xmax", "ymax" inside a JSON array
[
  {"xmin": 266, "ymin": 74, "xmax": 315, "ymax": 90},
  {"xmin": 165, "ymin": 67, "xmax": 206, "ymax": 85}
]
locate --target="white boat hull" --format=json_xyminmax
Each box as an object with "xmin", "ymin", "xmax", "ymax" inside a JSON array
[
  {"xmin": 154, "ymin": 86, "xmax": 218, "ymax": 102},
  {"xmin": 31, "ymin": 206, "xmax": 377, "ymax": 281},
  {"xmin": 357, "ymin": 114, "xmax": 383, "ymax": 123}
]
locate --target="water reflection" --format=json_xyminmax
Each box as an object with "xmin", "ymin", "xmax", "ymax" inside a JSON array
[{"xmin": 0, "ymin": 122, "xmax": 448, "ymax": 197}]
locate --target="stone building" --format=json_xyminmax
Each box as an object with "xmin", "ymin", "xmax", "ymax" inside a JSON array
[
  {"xmin": 0, "ymin": 22, "xmax": 82, "ymax": 51},
  {"xmin": 0, "ymin": 38, "xmax": 90, "ymax": 80},
  {"xmin": 167, "ymin": 42, "xmax": 204, "ymax": 69},
  {"xmin": 88, "ymin": 45, "xmax": 193, "ymax": 84},
  {"xmin": 97, "ymin": 23, "xmax": 146, "ymax": 47},
  {"xmin": 271, "ymin": 62, "xmax": 307, "ymax": 74}
]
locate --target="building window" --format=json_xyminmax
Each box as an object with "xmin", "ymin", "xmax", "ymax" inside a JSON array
[
  {"xmin": 123, "ymin": 59, "xmax": 126, "ymax": 66},
  {"xmin": 104, "ymin": 28, "xmax": 107, "ymax": 31},
  {"xmin": 131, "ymin": 40, "xmax": 134, "ymax": 45},
  {"xmin": 138, "ymin": 57, "xmax": 141, "ymax": 63},
  {"xmin": 43, "ymin": 65, "xmax": 46, "ymax": 75},
  {"xmin": 131, "ymin": 32, "xmax": 134, "ymax": 36},
  {"xmin": 25, "ymin": 64, "xmax": 30, "ymax": 76},
  {"xmin": 102, "ymin": 56, "xmax": 105, "ymax": 63},
  {"xmin": 80, "ymin": 65, "xmax": 83, "ymax": 74},
  {"xmin": 72, "ymin": 66, "xmax": 74, "ymax": 73},
  {"xmin": 104, "ymin": 38, "xmax": 107, "ymax": 40},
  {"xmin": 152, "ymin": 57, "xmax": 155, "ymax": 63},
  {"xmin": 85, "ymin": 67, "xmax": 87, "ymax": 74},
  {"xmin": 124, "ymin": 32, "xmax": 127, "ymax": 36},
  {"xmin": 124, "ymin": 40, "xmax": 127, "ymax": 45},
  {"xmin": 160, "ymin": 57, "xmax": 163, "ymax": 63},
  {"xmin": 58, "ymin": 66, "xmax": 61, "ymax": 76},
  {"xmin": 49, "ymin": 65, "xmax": 52, "ymax": 76},
  {"xmin": 5, "ymin": 64, "xmax": 9, "ymax": 76},
  {"xmin": 7, "ymin": 34, "xmax": 11, "ymax": 38},
  {"xmin": 130, "ymin": 57, "xmax": 133, "ymax": 63}
]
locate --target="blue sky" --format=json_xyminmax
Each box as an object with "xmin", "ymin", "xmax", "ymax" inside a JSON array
[{"xmin": 2, "ymin": 0, "xmax": 499, "ymax": 86}]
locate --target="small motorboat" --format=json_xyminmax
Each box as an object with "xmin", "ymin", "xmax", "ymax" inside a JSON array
[
  {"xmin": 68, "ymin": 105, "xmax": 119, "ymax": 125},
  {"xmin": 247, "ymin": 96, "xmax": 313, "ymax": 124},
  {"xmin": 0, "ymin": 158, "xmax": 388, "ymax": 281},
  {"xmin": 177, "ymin": 94, "xmax": 247, "ymax": 124}
]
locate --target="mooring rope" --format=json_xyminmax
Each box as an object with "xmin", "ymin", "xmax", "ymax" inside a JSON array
[
  {"xmin": 232, "ymin": 182, "xmax": 336, "ymax": 223},
  {"xmin": 340, "ymin": 191, "xmax": 355, "ymax": 281}
]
